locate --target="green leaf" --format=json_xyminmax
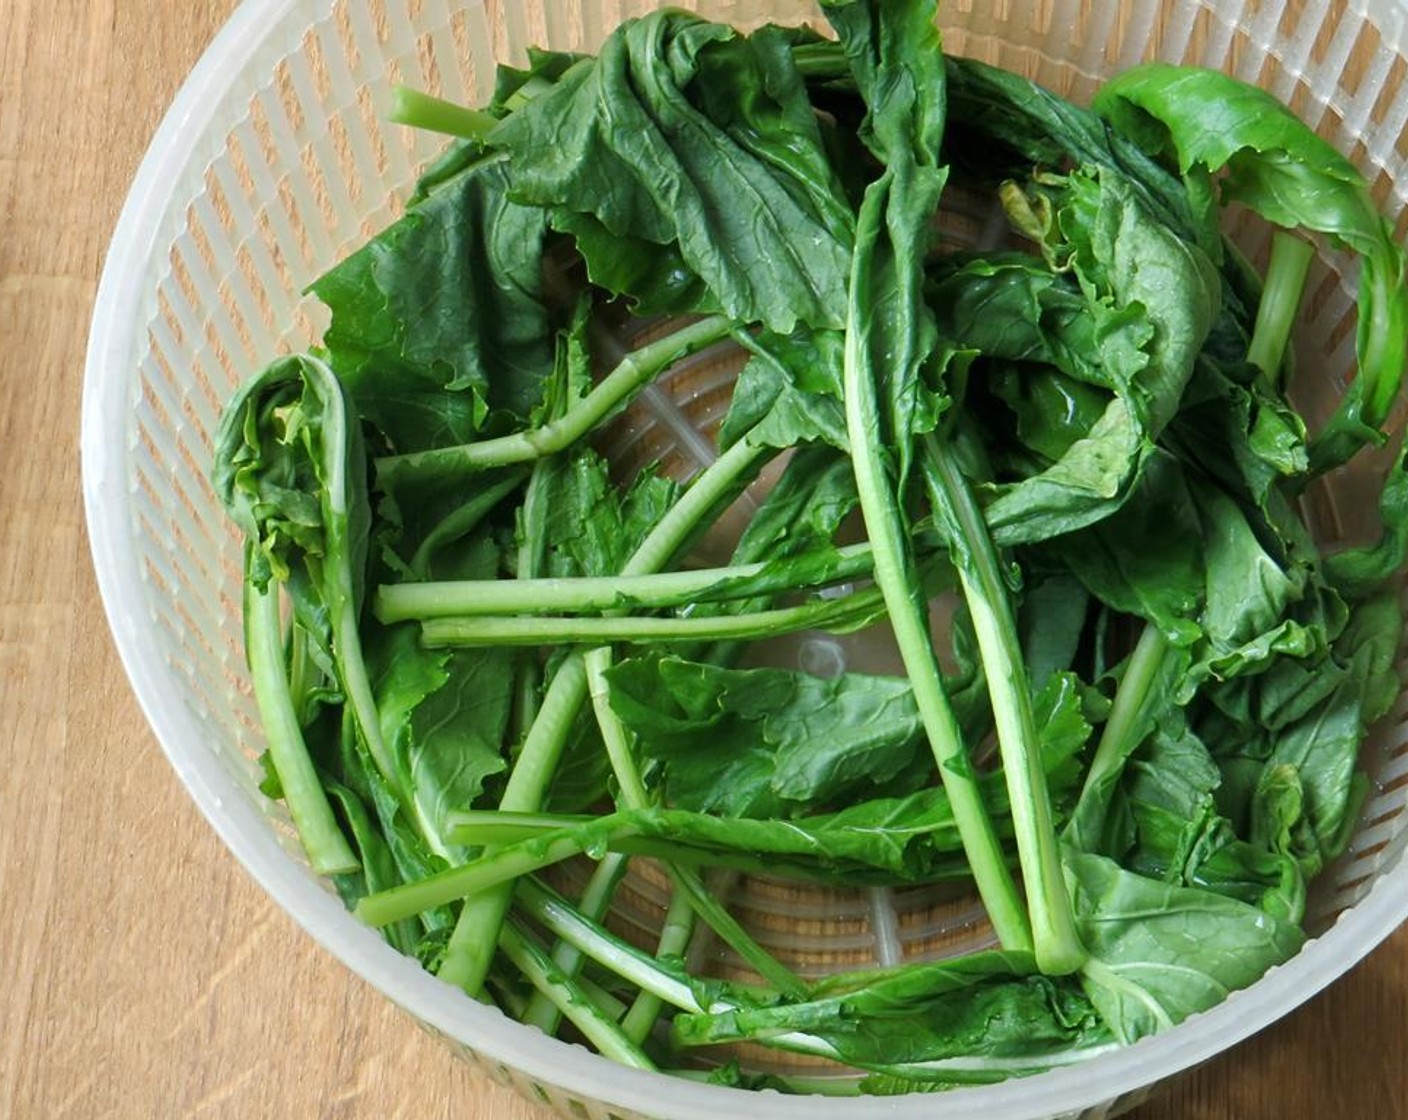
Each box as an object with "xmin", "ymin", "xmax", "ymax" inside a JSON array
[
  {"xmin": 973, "ymin": 167, "xmax": 1219, "ymax": 546},
  {"xmin": 1326, "ymin": 446, "xmax": 1408, "ymax": 598},
  {"xmin": 1069, "ymin": 853, "xmax": 1305, "ymax": 1044},
  {"xmin": 365, "ymin": 623, "xmax": 514, "ymax": 862},
  {"xmin": 309, "ymin": 157, "xmax": 553, "ymax": 451},
  {"xmin": 540, "ymin": 452, "xmax": 681, "ymax": 580},
  {"xmin": 1046, "ymin": 451, "xmax": 1205, "ymax": 648},
  {"xmin": 719, "ymin": 328, "xmax": 849, "ymax": 452},
  {"xmin": 489, "ymin": 11, "xmax": 853, "ymax": 333},
  {"xmin": 552, "ymin": 210, "xmax": 719, "ymax": 318},
  {"xmin": 1093, "ymin": 63, "xmax": 1408, "ymax": 470},
  {"xmin": 674, "ymin": 949, "xmax": 1113, "ymax": 1083},
  {"xmin": 607, "ymin": 657, "xmax": 926, "ymax": 817}
]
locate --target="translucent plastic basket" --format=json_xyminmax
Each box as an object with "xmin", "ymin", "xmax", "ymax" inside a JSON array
[{"xmin": 82, "ymin": 1, "xmax": 1408, "ymax": 1118}]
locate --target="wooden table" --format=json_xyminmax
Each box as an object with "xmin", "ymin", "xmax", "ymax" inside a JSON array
[{"xmin": 2, "ymin": 2, "xmax": 1406, "ymax": 1117}]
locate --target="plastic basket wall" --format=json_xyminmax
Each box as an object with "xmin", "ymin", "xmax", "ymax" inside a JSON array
[{"xmin": 82, "ymin": 1, "xmax": 1408, "ymax": 1118}]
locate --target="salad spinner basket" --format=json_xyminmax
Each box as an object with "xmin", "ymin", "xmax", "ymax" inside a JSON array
[{"xmin": 83, "ymin": 1, "xmax": 1408, "ymax": 1117}]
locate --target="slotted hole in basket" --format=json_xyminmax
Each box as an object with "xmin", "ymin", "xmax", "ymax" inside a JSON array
[
  {"xmin": 145, "ymin": 326, "xmax": 218, "ymax": 463},
  {"xmin": 133, "ymin": 403, "xmax": 227, "ymax": 609},
  {"xmin": 177, "ymin": 208, "xmax": 252, "ymax": 378},
  {"xmin": 132, "ymin": 511, "xmax": 231, "ymax": 703},
  {"xmin": 448, "ymin": 6, "xmax": 483, "ymax": 97},
  {"xmin": 371, "ymin": 0, "xmax": 395, "ymax": 48},
  {"xmin": 248, "ymin": 106, "xmax": 320, "ymax": 277},
  {"xmin": 1337, "ymin": 17, "xmax": 1381, "ymax": 102},
  {"xmin": 1177, "ymin": 5, "xmax": 1218, "ymax": 67},
  {"xmin": 1393, "ymin": 105, "xmax": 1408, "ymax": 166},
  {"xmin": 297, "ymin": 140, "xmax": 342, "ymax": 257},
  {"xmin": 153, "ymin": 286, "xmax": 188, "ymax": 370},
  {"xmin": 1368, "ymin": 164, "xmax": 1398, "ymax": 214},
  {"xmin": 352, "ymin": 84, "xmax": 394, "ymax": 188},
  {"xmin": 265, "ymin": 63, "xmax": 347, "ymax": 258},
  {"xmin": 333, "ymin": 0, "xmax": 366, "ymax": 79},
  {"xmin": 1320, "ymin": 286, "xmax": 1360, "ymax": 358},
  {"xmin": 145, "ymin": 328, "xmax": 219, "ymax": 476},
  {"xmin": 135, "ymin": 352, "xmax": 195, "ymax": 486},
  {"xmin": 1368, "ymin": 777, "xmax": 1408, "ymax": 817},
  {"xmin": 327, "ymin": 113, "xmax": 366, "ymax": 211},
  {"xmin": 273, "ymin": 58, "xmax": 307, "ymax": 137},
  {"xmin": 200, "ymin": 174, "xmax": 276, "ymax": 364},
  {"xmin": 1278, "ymin": 0, "xmax": 1306, "ymax": 48},
  {"xmin": 303, "ymin": 18, "xmax": 335, "ymax": 104},
  {"xmin": 216, "ymin": 142, "xmax": 293, "ymax": 330},
  {"xmin": 991, "ymin": 36, "xmax": 1046, "ymax": 85},
  {"xmin": 188, "ymin": 340, "xmax": 232, "ymax": 434},
  {"xmin": 1189, "ymin": 3, "xmax": 1235, "ymax": 71},
  {"xmin": 1370, "ymin": 53, "xmax": 1408, "ymax": 127},
  {"xmin": 1227, "ymin": 23, "xmax": 1265, "ymax": 84},
  {"xmin": 232, "ymin": 238, "xmax": 280, "ymax": 354},
  {"xmin": 1382, "ymin": 765, "xmax": 1408, "ymax": 801},
  {"xmin": 158, "ymin": 480, "xmax": 229, "ymax": 617},
  {"xmin": 1279, "ymin": 68, "xmax": 1317, "ymax": 126},
  {"xmin": 416, "ymin": 27, "xmax": 445, "ymax": 96}
]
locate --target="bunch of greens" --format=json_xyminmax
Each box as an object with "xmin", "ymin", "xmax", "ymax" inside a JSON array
[{"xmin": 212, "ymin": 0, "xmax": 1408, "ymax": 1094}]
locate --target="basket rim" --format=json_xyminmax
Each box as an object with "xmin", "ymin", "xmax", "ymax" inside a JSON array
[{"xmin": 81, "ymin": 1, "xmax": 1408, "ymax": 1116}]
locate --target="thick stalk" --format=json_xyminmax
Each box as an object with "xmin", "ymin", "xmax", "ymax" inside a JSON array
[
  {"xmin": 666, "ymin": 865, "xmax": 808, "ymax": 998},
  {"xmin": 359, "ymin": 810, "xmax": 618, "ymax": 928},
  {"xmin": 434, "ymin": 434, "xmax": 769, "ymax": 993},
  {"xmin": 389, "ymin": 85, "xmax": 499, "ymax": 141},
  {"xmin": 390, "ymin": 60, "xmax": 589, "ymax": 139},
  {"xmin": 1246, "ymin": 230, "xmax": 1315, "ymax": 387},
  {"xmin": 1065, "ymin": 623, "xmax": 1171, "ymax": 853},
  {"xmin": 522, "ymin": 852, "xmax": 629, "ymax": 1034},
  {"xmin": 619, "ymin": 880, "xmax": 696, "ymax": 1044},
  {"xmin": 375, "ymin": 541, "xmax": 880, "ymax": 621},
  {"xmin": 516, "ymin": 878, "xmax": 716, "ymax": 1013},
  {"xmin": 243, "ymin": 565, "xmax": 358, "ymax": 876},
  {"xmin": 923, "ymin": 436, "xmax": 1084, "ymax": 975},
  {"xmin": 585, "ymin": 648, "xmax": 652, "ymax": 810},
  {"xmin": 516, "ymin": 880, "xmax": 831, "ymax": 1057},
  {"xmin": 419, "ymin": 585, "xmax": 886, "ymax": 648},
  {"xmin": 376, "ymin": 317, "xmax": 733, "ymax": 488},
  {"xmin": 498, "ymin": 921, "xmax": 658, "ymax": 1072},
  {"xmin": 448, "ymin": 808, "xmax": 979, "ymax": 884},
  {"xmin": 434, "ymin": 655, "xmax": 588, "ymax": 991},
  {"xmin": 842, "ymin": 180, "xmax": 1032, "ymax": 955},
  {"xmin": 510, "ymin": 453, "xmax": 556, "ymax": 757}
]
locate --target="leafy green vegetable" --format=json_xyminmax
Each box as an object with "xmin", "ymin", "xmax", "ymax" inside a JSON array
[
  {"xmin": 1068, "ymin": 853, "xmax": 1305, "ymax": 1044},
  {"xmin": 489, "ymin": 11, "xmax": 853, "ymax": 333},
  {"xmin": 364, "ymin": 622, "xmax": 512, "ymax": 861},
  {"xmin": 826, "ymin": 0, "xmax": 1033, "ymax": 958},
  {"xmin": 310, "ymin": 156, "xmax": 553, "ymax": 452},
  {"xmin": 1093, "ymin": 64, "xmax": 1408, "ymax": 472},
  {"xmin": 607, "ymin": 657, "xmax": 927, "ymax": 817},
  {"xmin": 213, "ymin": 0, "xmax": 1408, "ymax": 1097},
  {"xmin": 674, "ymin": 950, "xmax": 1113, "ymax": 1080}
]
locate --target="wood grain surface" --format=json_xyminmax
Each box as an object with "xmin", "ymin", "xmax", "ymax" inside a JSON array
[{"xmin": 1, "ymin": 2, "xmax": 1405, "ymax": 1118}]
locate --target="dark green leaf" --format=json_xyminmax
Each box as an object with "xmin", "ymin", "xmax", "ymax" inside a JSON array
[
  {"xmin": 309, "ymin": 157, "xmax": 553, "ymax": 451},
  {"xmin": 489, "ymin": 11, "xmax": 853, "ymax": 333},
  {"xmin": 1069, "ymin": 852, "xmax": 1305, "ymax": 1044}
]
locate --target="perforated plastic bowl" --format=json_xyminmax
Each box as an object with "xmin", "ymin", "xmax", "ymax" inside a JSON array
[{"xmin": 83, "ymin": 2, "xmax": 1408, "ymax": 1117}]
